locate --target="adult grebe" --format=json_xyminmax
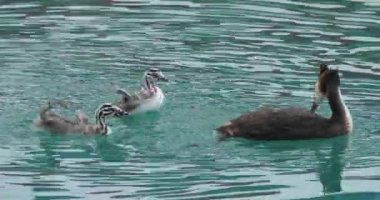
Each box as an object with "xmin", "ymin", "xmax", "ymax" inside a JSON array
[
  {"xmin": 114, "ymin": 68, "xmax": 168, "ymax": 115},
  {"xmin": 216, "ymin": 64, "xmax": 353, "ymax": 140}
]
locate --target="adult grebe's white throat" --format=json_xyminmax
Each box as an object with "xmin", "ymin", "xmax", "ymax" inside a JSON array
[{"xmin": 338, "ymin": 90, "xmax": 353, "ymax": 133}]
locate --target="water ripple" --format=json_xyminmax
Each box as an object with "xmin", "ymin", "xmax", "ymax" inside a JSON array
[{"xmin": 0, "ymin": 0, "xmax": 379, "ymax": 199}]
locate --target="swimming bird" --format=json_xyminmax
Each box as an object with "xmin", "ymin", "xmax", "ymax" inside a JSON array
[
  {"xmin": 114, "ymin": 68, "xmax": 168, "ymax": 114},
  {"xmin": 216, "ymin": 64, "xmax": 353, "ymax": 140},
  {"xmin": 34, "ymin": 100, "xmax": 128, "ymax": 135}
]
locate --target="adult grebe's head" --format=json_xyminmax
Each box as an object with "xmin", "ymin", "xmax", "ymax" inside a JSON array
[
  {"xmin": 311, "ymin": 64, "xmax": 331, "ymax": 113},
  {"xmin": 319, "ymin": 68, "xmax": 340, "ymax": 96},
  {"xmin": 311, "ymin": 64, "xmax": 341, "ymax": 112},
  {"xmin": 324, "ymin": 70, "xmax": 340, "ymax": 88}
]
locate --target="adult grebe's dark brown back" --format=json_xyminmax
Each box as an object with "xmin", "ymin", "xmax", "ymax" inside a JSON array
[{"xmin": 216, "ymin": 64, "xmax": 353, "ymax": 140}]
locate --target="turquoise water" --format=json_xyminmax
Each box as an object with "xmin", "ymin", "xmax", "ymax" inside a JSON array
[{"xmin": 0, "ymin": 0, "xmax": 380, "ymax": 199}]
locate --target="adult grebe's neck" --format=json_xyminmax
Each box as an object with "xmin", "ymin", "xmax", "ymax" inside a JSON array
[{"xmin": 327, "ymin": 86, "xmax": 353, "ymax": 133}]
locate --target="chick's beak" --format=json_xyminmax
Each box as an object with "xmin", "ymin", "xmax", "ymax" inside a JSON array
[
  {"xmin": 115, "ymin": 110, "xmax": 128, "ymax": 117},
  {"xmin": 159, "ymin": 76, "xmax": 169, "ymax": 82}
]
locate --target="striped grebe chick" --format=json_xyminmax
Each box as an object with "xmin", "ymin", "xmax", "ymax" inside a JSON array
[
  {"xmin": 216, "ymin": 64, "xmax": 353, "ymax": 140},
  {"xmin": 34, "ymin": 101, "xmax": 128, "ymax": 135},
  {"xmin": 114, "ymin": 68, "xmax": 168, "ymax": 115}
]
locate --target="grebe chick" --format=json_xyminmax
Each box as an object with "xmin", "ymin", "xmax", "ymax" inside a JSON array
[
  {"xmin": 216, "ymin": 64, "xmax": 353, "ymax": 140},
  {"xmin": 34, "ymin": 101, "xmax": 128, "ymax": 135},
  {"xmin": 114, "ymin": 68, "xmax": 168, "ymax": 115}
]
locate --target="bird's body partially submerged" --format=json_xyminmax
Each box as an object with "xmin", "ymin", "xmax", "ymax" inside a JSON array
[
  {"xmin": 115, "ymin": 68, "xmax": 167, "ymax": 115},
  {"xmin": 217, "ymin": 107, "xmax": 344, "ymax": 140},
  {"xmin": 34, "ymin": 101, "xmax": 127, "ymax": 135},
  {"xmin": 216, "ymin": 64, "xmax": 352, "ymax": 140}
]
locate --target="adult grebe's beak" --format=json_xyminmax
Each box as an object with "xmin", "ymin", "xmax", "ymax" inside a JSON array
[{"xmin": 115, "ymin": 110, "xmax": 129, "ymax": 117}]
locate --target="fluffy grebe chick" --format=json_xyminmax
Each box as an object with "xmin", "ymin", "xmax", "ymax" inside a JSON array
[
  {"xmin": 216, "ymin": 64, "xmax": 353, "ymax": 140},
  {"xmin": 34, "ymin": 101, "xmax": 128, "ymax": 135},
  {"xmin": 114, "ymin": 68, "xmax": 168, "ymax": 115}
]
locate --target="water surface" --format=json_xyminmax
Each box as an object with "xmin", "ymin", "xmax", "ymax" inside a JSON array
[{"xmin": 0, "ymin": 0, "xmax": 380, "ymax": 199}]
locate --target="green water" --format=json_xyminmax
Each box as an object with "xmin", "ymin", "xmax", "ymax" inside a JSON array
[{"xmin": 0, "ymin": 0, "xmax": 380, "ymax": 199}]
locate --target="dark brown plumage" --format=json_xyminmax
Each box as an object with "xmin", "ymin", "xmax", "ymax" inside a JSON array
[
  {"xmin": 216, "ymin": 107, "xmax": 341, "ymax": 140},
  {"xmin": 216, "ymin": 64, "xmax": 352, "ymax": 140}
]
